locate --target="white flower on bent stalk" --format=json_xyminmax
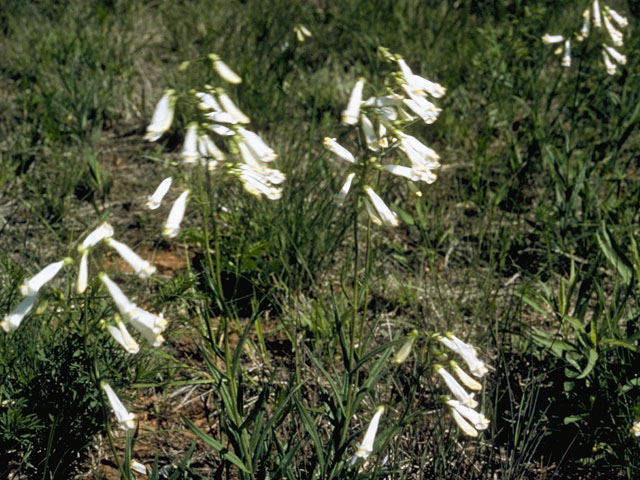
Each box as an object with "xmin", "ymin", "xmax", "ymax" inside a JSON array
[
  {"xmin": 217, "ymin": 89, "xmax": 250, "ymax": 124},
  {"xmin": 106, "ymin": 317, "xmax": 140, "ymax": 354},
  {"xmin": 361, "ymin": 114, "xmax": 380, "ymax": 152},
  {"xmin": 632, "ymin": 420, "xmax": 640, "ymax": 437},
  {"xmin": 105, "ymin": 238, "xmax": 156, "ymax": 279},
  {"xmin": 77, "ymin": 250, "xmax": 89, "ymax": 294},
  {"xmin": 323, "ymin": 137, "xmax": 355, "ymax": 164},
  {"xmin": 181, "ymin": 123, "xmax": 199, "ymax": 164},
  {"xmin": 604, "ymin": 44, "xmax": 627, "ymax": 65},
  {"xmin": 603, "ymin": 14, "xmax": 624, "ymax": 47},
  {"xmin": 81, "ymin": 222, "xmax": 114, "ymax": 251},
  {"xmin": 195, "ymin": 91, "xmax": 222, "ymax": 112},
  {"xmin": 450, "ymin": 360, "xmax": 482, "ymax": 392},
  {"xmin": 208, "ymin": 53, "xmax": 242, "ymax": 84},
  {"xmin": 100, "ymin": 273, "xmax": 137, "ymax": 319},
  {"xmin": 198, "ymin": 135, "xmax": 226, "ymax": 170},
  {"xmin": 602, "ymin": 49, "xmax": 617, "ymax": 75},
  {"xmin": 352, "ymin": 406, "xmax": 385, "ymax": 464},
  {"xmin": 593, "ymin": 0, "xmax": 602, "ymax": 28},
  {"xmin": 20, "ymin": 258, "xmax": 72, "ymax": 296},
  {"xmin": 364, "ymin": 186, "xmax": 399, "ymax": 227},
  {"xmin": 237, "ymin": 128, "xmax": 277, "ymax": 163},
  {"xmin": 334, "ymin": 173, "xmax": 356, "ymax": 206},
  {"xmin": 382, "ymin": 164, "xmax": 437, "ymax": 184},
  {"xmin": 445, "ymin": 399, "xmax": 490, "ymax": 431},
  {"xmin": 101, "ymin": 382, "xmax": 136, "ymax": 430},
  {"xmin": 435, "ymin": 364, "xmax": 478, "ymax": 409},
  {"xmin": 541, "ymin": 34, "xmax": 564, "ymax": 45},
  {"xmin": 342, "ymin": 78, "xmax": 364, "ymax": 126},
  {"xmin": 561, "ymin": 39, "xmax": 571, "ymax": 68},
  {"xmin": 130, "ymin": 461, "xmax": 147, "ymax": 475},
  {"xmin": 577, "ymin": 9, "xmax": 590, "ymax": 42},
  {"xmin": 1, "ymin": 294, "xmax": 38, "ymax": 332},
  {"xmin": 397, "ymin": 58, "xmax": 446, "ymax": 99},
  {"xmin": 144, "ymin": 89, "xmax": 176, "ymax": 142},
  {"xmin": 397, "ymin": 132, "xmax": 440, "ymax": 173},
  {"xmin": 391, "ymin": 330, "xmax": 418, "ymax": 365},
  {"xmin": 605, "ymin": 7, "xmax": 628, "ymax": 29},
  {"xmin": 294, "ymin": 24, "xmax": 312, "ymax": 42},
  {"xmin": 164, "ymin": 190, "xmax": 190, "ymax": 239},
  {"xmin": 147, "ymin": 177, "xmax": 173, "ymax": 210},
  {"xmin": 437, "ymin": 333, "xmax": 488, "ymax": 377},
  {"xmin": 129, "ymin": 308, "xmax": 166, "ymax": 347},
  {"xmin": 237, "ymin": 165, "xmax": 283, "ymax": 200}
]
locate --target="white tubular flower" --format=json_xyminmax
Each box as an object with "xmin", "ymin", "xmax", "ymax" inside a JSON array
[
  {"xmin": 99, "ymin": 273, "xmax": 137, "ymax": 318},
  {"xmin": 382, "ymin": 164, "xmax": 436, "ymax": 184},
  {"xmin": 206, "ymin": 110, "xmax": 238, "ymax": 124},
  {"xmin": 604, "ymin": 44, "xmax": 627, "ymax": 65},
  {"xmin": 105, "ymin": 238, "xmax": 156, "ymax": 279},
  {"xmin": 101, "ymin": 382, "xmax": 136, "ymax": 430},
  {"xmin": 353, "ymin": 406, "xmax": 385, "ymax": 462},
  {"xmin": 147, "ymin": 177, "xmax": 173, "ymax": 210},
  {"xmin": 342, "ymin": 78, "xmax": 364, "ymax": 125},
  {"xmin": 106, "ymin": 318, "xmax": 140, "ymax": 354},
  {"xmin": 131, "ymin": 307, "xmax": 167, "ymax": 334},
  {"xmin": 323, "ymin": 137, "xmax": 355, "ymax": 164},
  {"xmin": 198, "ymin": 134, "xmax": 226, "ymax": 163},
  {"xmin": 1, "ymin": 294, "xmax": 38, "ymax": 332},
  {"xmin": 20, "ymin": 258, "xmax": 72, "ymax": 296},
  {"xmin": 364, "ymin": 186, "xmax": 399, "ymax": 227},
  {"xmin": 144, "ymin": 89, "xmax": 176, "ymax": 142},
  {"xmin": 541, "ymin": 34, "xmax": 564, "ymax": 44},
  {"xmin": 195, "ymin": 92, "xmax": 222, "ymax": 112},
  {"xmin": 77, "ymin": 250, "xmax": 89, "ymax": 294},
  {"xmin": 450, "ymin": 360, "xmax": 482, "ymax": 391},
  {"xmin": 207, "ymin": 123, "xmax": 235, "ymax": 136},
  {"xmin": 131, "ymin": 461, "xmax": 147, "ymax": 475},
  {"xmin": 129, "ymin": 309, "xmax": 166, "ymax": 347},
  {"xmin": 164, "ymin": 190, "xmax": 190, "ymax": 238},
  {"xmin": 208, "ymin": 53, "xmax": 242, "ymax": 84},
  {"xmin": 238, "ymin": 165, "xmax": 283, "ymax": 200},
  {"xmin": 592, "ymin": 0, "xmax": 602, "ymax": 28},
  {"xmin": 450, "ymin": 407, "xmax": 478, "ymax": 437},
  {"xmin": 360, "ymin": 114, "xmax": 380, "ymax": 152},
  {"xmin": 294, "ymin": 24, "xmax": 312, "ymax": 42},
  {"xmin": 397, "ymin": 58, "xmax": 446, "ymax": 98},
  {"xmin": 445, "ymin": 399, "xmax": 490, "ymax": 431},
  {"xmin": 561, "ymin": 39, "xmax": 571, "ymax": 67},
  {"xmin": 181, "ymin": 123, "xmax": 199, "ymax": 164},
  {"xmin": 603, "ymin": 14, "xmax": 624, "ymax": 47},
  {"xmin": 435, "ymin": 365, "xmax": 478, "ymax": 409},
  {"xmin": 605, "ymin": 7, "xmax": 628, "ymax": 28},
  {"xmin": 391, "ymin": 330, "xmax": 418, "ymax": 365},
  {"xmin": 334, "ymin": 172, "xmax": 356, "ymax": 206},
  {"xmin": 632, "ymin": 421, "xmax": 640, "ymax": 437},
  {"xmin": 602, "ymin": 49, "xmax": 617, "ymax": 75},
  {"xmin": 401, "ymin": 84, "xmax": 441, "ymax": 124},
  {"xmin": 81, "ymin": 222, "xmax": 114, "ymax": 251},
  {"xmin": 577, "ymin": 9, "xmax": 590, "ymax": 42},
  {"xmin": 438, "ymin": 333, "xmax": 488, "ymax": 378},
  {"xmin": 217, "ymin": 90, "xmax": 250, "ymax": 124},
  {"xmin": 398, "ymin": 132, "xmax": 440, "ymax": 172},
  {"xmin": 237, "ymin": 128, "xmax": 277, "ymax": 162}
]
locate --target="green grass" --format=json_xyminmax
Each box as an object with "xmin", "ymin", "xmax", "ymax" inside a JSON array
[{"xmin": 1, "ymin": 0, "xmax": 640, "ymax": 478}]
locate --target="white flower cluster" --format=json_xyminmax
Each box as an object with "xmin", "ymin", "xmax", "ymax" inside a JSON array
[
  {"xmin": 542, "ymin": 1, "xmax": 628, "ymax": 74},
  {"xmin": 144, "ymin": 55, "xmax": 285, "ymax": 210},
  {"xmin": 435, "ymin": 333, "xmax": 490, "ymax": 437},
  {"xmin": 323, "ymin": 49, "xmax": 444, "ymax": 227},
  {"xmin": 1, "ymin": 257, "xmax": 73, "ymax": 332},
  {"xmin": 632, "ymin": 420, "xmax": 640, "ymax": 437}
]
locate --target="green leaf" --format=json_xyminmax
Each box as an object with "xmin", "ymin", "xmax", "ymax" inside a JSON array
[
  {"xmin": 181, "ymin": 415, "xmax": 251, "ymax": 474},
  {"xmin": 576, "ymin": 348, "xmax": 598, "ymax": 380},
  {"xmin": 597, "ymin": 227, "xmax": 633, "ymax": 284}
]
